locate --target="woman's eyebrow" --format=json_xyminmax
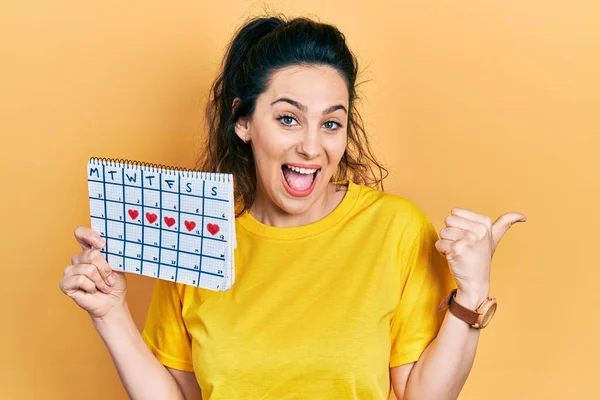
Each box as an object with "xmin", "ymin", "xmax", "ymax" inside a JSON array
[
  {"xmin": 271, "ymin": 97, "xmax": 307, "ymax": 111},
  {"xmin": 323, "ymin": 104, "xmax": 347, "ymax": 115},
  {"xmin": 270, "ymin": 97, "xmax": 347, "ymax": 115}
]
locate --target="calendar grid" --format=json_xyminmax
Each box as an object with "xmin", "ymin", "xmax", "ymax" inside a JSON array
[
  {"xmin": 199, "ymin": 181, "xmax": 205, "ymax": 286},
  {"xmin": 89, "ymin": 201, "xmax": 228, "ymax": 223},
  {"xmin": 174, "ymin": 177, "xmax": 181, "ymax": 282},
  {"xmin": 121, "ymin": 168, "xmax": 127, "ymax": 273},
  {"xmin": 90, "ymin": 216, "xmax": 227, "ymax": 242},
  {"xmin": 88, "ymin": 158, "xmax": 235, "ymax": 290},
  {"xmin": 102, "ymin": 252, "xmax": 224, "ymax": 277},
  {"xmin": 157, "ymin": 171, "xmax": 163, "ymax": 279},
  {"xmin": 88, "ymin": 179, "xmax": 229, "ymax": 202},
  {"xmin": 102, "ymin": 164, "xmax": 108, "ymax": 255},
  {"xmin": 140, "ymin": 168, "xmax": 145, "ymax": 276},
  {"xmin": 95, "ymin": 236, "xmax": 224, "ymax": 260}
]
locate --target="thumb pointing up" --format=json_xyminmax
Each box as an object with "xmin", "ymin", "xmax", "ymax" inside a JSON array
[{"xmin": 492, "ymin": 212, "xmax": 527, "ymax": 255}]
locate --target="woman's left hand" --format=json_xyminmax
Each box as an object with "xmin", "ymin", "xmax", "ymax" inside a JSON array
[{"xmin": 435, "ymin": 208, "xmax": 526, "ymax": 306}]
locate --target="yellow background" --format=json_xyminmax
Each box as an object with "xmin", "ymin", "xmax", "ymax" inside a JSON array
[{"xmin": 1, "ymin": 1, "xmax": 598, "ymax": 399}]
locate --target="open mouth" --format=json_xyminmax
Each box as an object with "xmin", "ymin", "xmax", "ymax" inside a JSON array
[{"xmin": 281, "ymin": 164, "xmax": 321, "ymax": 197}]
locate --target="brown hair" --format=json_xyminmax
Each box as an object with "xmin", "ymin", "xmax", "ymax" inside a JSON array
[{"xmin": 198, "ymin": 15, "xmax": 388, "ymax": 214}]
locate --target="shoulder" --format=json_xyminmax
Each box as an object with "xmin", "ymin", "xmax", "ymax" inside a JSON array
[
  {"xmin": 353, "ymin": 183, "xmax": 428, "ymax": 227},
  {"xmin": 350, "ymin": 182, "xmax": 437, "ymax": 247},
  {"xmin": 351, "ymin": 183, "xmax": 440, "ymax": 256}
]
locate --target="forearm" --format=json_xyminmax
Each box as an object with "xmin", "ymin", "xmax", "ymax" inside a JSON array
[
  {"xmin": 92, "ymin": 303, "xmax": 185, "ymax": 400},
  {"xmin": 405, "ymin": 290, "xmax": 484, "ymax": 400}
]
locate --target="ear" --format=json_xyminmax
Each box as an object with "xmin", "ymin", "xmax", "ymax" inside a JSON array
[
  {"xmin": 232, "ymin": 98, "xmax": 251, "ymax": 143},
  {"xmin": 234, "ymin": 117, "xmax": 250, "ymax": 143}
]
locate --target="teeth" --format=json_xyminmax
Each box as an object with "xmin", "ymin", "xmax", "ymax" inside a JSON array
[{"xmin": 286, "ymin": 165, "xmax": 318, "ymax": 174}]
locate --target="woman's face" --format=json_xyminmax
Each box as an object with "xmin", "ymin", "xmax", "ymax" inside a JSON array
[{"xmin": 235, "ymin": 65, "xmax": 349, "ymax": 216}]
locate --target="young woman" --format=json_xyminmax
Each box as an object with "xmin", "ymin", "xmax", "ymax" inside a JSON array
[{"xmin": 60, "ymin": 16, "xmax": 525, "ymax": 399}]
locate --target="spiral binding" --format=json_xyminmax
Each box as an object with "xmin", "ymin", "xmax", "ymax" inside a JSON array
[{"xmin": 89, "ymin": 157, "xmax": 232, "ymax": 182}]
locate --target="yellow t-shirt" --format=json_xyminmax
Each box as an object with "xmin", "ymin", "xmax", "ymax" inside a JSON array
[{"xmin": 142, "ymin": 180, "xmax": 455, "ymax": 399}]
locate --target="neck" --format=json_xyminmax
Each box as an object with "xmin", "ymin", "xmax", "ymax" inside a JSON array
[{"xmin": 249, "ymin": 183, "xmax": 344, "ymax": 227}]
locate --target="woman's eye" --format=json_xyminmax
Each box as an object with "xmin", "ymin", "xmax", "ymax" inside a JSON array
[
  {"xmin": 324, "ymin": 121, "xmax": 341, "ymax": 130},
  {"xmin": 279, "ymin": 116, "xmax": 297, "ymax": 126}
]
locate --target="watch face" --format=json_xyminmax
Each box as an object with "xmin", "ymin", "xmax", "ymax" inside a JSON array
[{"xmin": 481, "ymin": 302, "xmax": 498, "ymax": 328}]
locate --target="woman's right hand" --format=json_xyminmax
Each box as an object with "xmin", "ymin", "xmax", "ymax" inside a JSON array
[{"xmin": 59, "ymin": 227, "xmax": 127, "ymax": 319}]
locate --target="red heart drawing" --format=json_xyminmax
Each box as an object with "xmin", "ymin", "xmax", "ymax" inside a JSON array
[
  {"xmin": 184, "ymin": 220, "xmax": 196, "ymax": 232},
  {"xmin": 128, "ymin": 209, "xmax": 139, "ymax": 220},
  {"xmin": 146, "ymin": 212, "xmax": 158, "ymax": 224},
  {"xmin": 207, "ymin": 223, "xmax": 220, "ymax": 235},
  {"xmin": 164, "ymin": 216, "xmax": 176, "ymax": 227}
]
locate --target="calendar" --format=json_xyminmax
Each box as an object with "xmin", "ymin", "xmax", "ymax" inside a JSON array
[{"xmin": 87, "ymin": 158, "xmax": 236, "ymax": 291}]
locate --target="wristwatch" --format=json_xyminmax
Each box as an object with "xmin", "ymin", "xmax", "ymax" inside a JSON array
[{"xmin": 437, "ymin": 288, "xmax": 498, "ymax": 329}]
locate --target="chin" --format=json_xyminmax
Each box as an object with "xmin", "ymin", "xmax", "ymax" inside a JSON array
[{"xmin": 273, "ymin": 194, "xmax": 318, "ymax": 215}]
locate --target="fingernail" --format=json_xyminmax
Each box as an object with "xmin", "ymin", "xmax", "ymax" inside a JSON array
[
  {"xmin": 107, "ymin": 274, "xmax": 115, "ymax": 286},
  {"xmin": 95, "ymin": 238, "xmax": 105, "ymax": 248},
  {"xmin": 103, "ymin": 285, "xmax": 112, "ymax": 293}
]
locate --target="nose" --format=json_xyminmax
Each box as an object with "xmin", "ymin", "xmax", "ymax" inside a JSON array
[{"xmin": 296, "ymin": 126, "xmax": 321, "ymax": 160}]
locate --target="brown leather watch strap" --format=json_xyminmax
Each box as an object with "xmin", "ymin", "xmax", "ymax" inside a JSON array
[{"xmin": 438, "ymin": 288, "xmax": 479, "ymax": 326}]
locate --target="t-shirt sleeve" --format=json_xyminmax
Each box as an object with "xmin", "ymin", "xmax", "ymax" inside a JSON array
[
  {"xmin": 389, "ymin": 213, "xmax": 456, "ymax": 368},
  {"xmin": 142, "ymin": 279, "xmax": 195, "ymax": 372}
]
